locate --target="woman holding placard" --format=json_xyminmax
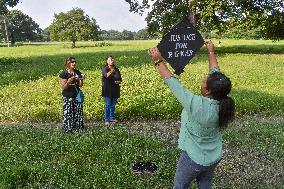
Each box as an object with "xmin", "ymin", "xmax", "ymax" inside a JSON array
[{"xmin": 148, "ymin": 41, "xmax": 235, "ymax": 189}]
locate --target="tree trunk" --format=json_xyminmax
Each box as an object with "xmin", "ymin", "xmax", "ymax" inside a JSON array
[
  {"xmin": 10, "ymin": 32, "xmax": 15, "ymax": 46},
  {"xmin": 187, "ymin": 0, "xmax": 196, "ymax": 26},
  {"xmin": 3, "ymin": 17, "xmax": 10, "ymax": 47},
  {"xmin": 71, "ymin": 40, "xmax": 76, "ymax": 48}
]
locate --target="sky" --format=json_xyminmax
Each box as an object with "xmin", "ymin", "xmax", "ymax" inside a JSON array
[{"xmin": 10, "ymin": 0, "xmax": 148, "ymax": 32}]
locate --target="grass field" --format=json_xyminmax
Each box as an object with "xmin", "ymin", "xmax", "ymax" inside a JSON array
[
  {"xmin": 1, "ymin": 39, "xmax": 283, "ymax": 122},
  {"xmin": 0, "ymin": 117, "xmax": 283, "ymax": 188},
  {"xmin": 0, "ymin": 126, "xmax": 179, "ymax": 188},
  {"xmin": 0, "ymin": 39, "xmax": 284, "ymax": 188}
]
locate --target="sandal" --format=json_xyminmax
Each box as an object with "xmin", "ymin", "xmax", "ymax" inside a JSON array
[
  {"xmin": 110, "ymin": 119, "xmax": 118, "ymax": 123},
  {"xmin": 104, "ymin": 121, "xmax": 110, "ymax": 126}
]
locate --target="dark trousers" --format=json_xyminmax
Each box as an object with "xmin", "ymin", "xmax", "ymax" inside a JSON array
[
  {"xmin": 174, "ymin": 151, "xmax": 219, "ymax": 189},
  {"xmin": 62, "ymin": 97, "xmax": 84, "ymax": 132}
]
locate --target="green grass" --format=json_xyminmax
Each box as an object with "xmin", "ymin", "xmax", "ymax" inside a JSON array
[
  {"xmin": 0, "ymin": 126, "xmax": 179, "ymax": 188},
  {"xmin": 0, "ymin": 117, "xmax": 283, "ymax": 188},
  {"xmin": 218, "ymin": 117, "xmax": 284, "ymax": 188},
  {"xmin": 1, "ymin": 40, "xmax": 284, "ymax": 122}
]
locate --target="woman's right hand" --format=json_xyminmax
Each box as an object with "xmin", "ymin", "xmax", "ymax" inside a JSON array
[
  {"xmin": 67, "ymin": 76, "xmax": 75, "ymax": 85},
  {"xmin": 110, "ymin": 67, "xmax": 115, "ymax": 74},
  {"xmin": 205, "ymin": 41, "xmax": 219, "ymax": 70},
  {"xmin": 205, "ymin": 40, "xmax": 215, "ymax": 53}
]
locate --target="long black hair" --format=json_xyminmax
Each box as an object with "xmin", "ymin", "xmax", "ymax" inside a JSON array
[
  {"xmin": 206, "ymin": 72, "xmax": 235, "ymax": 128},
  {"xmin": 105, "ymin": 55, "xmax": 114, "ymax": 66}
]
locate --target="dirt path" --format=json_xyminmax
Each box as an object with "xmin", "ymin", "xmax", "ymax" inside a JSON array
[{"xmin": 1, "ymin": 114, "xmax": 283, "ymax": 145}]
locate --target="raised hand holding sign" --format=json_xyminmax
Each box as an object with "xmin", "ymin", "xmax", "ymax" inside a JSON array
[{"xmin": 157, "ymin": 16, "xmax": 204, "ymax": 75}]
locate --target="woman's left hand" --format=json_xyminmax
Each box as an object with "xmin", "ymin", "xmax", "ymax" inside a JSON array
[{"xmin": 78, "ymin": 74, "xmax": 86, "ymax": 80}]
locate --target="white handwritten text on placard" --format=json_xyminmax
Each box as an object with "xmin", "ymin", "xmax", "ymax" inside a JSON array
[
  {"xmin": 169, "ymin": 34, "xmax": 196, "ymax": 42},
  {"xmin": 168, "ymin": 50, "xmax": 194, "ymax": 58},
  {"xmin": 168, "ymin": 34, "xmax": 196, "ymax": 58}
]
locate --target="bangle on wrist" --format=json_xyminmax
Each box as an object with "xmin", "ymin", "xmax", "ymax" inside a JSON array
[
  {"xmin": 154, "ymin": 59, "xmax": 163, "ymax": 66},
  {"xmin": 208, "ymin": 51, "xmax": 215, "ymax": 55}
]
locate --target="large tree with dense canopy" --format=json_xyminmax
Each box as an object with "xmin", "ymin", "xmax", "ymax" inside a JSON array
[
  {"xmin": 49, "ymin": 8, "xmax": 100, "ymax": 48},
  {"xmin": 124, "ymin": 0, "xmax": 284, "ymax": 40}
]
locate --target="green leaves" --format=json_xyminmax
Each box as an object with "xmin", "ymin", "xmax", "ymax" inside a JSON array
[
  {"xmin": 124, "ymin": 0, "xmax": 284, "ymax": 40},
  {"xmin": 0, "ymin": 10, "xmax": 41, "ymax": 45},
  {"xmin": 0, "ymin": 0, "xmax": 20, "ymax": 14},
  {"xmin": 49, "ymin": 8, "xmax": 100, "ymax": 48}
]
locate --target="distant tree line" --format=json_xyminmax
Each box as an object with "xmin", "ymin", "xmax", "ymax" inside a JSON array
[
  {"xmin": 0, "ymin": 8, "xmax": 155, "ymax": 47},
  {"xmin": 0, "ymin": 8, "xmax": 269, "ymax": 47},
  {"xmin": 0, "ymin": 0, "xmax": 283, "ymax": 47},
  {"xmin": 98, "ymin": 29, "xmax": 156, "ymax": 40}
]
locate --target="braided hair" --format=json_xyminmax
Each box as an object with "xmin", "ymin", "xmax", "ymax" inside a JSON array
[{"xmin": 206, "ymin": 72, "xmax": 235, "ymax": 128}]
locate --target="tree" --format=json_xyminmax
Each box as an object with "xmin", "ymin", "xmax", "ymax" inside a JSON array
[
  {"xmin": 99, "ymin": 30, "xmax": 139, "ymax": 40},
  {"xmin": 0, "ymin": 10, "xmax": 42, "ymax": 45},
  {"xmin": 0, "ymin": 0, "xmax": 19, "ymax": 14},
  {"xmin": 230, "ymin": 0, "xmax": 284, "ymax": 40},
  {"xmin": 122, "ymin": 30, "xmax": 134, "ymax": 40},
  {"xmin": 133, "ymin": 28, "xmax": 148, "ymax": 40},
  {"xmin": 124, "ymin": 0, "xmax": 284, "ymax": 40},
  {"xmin": 49, "ymin": 8, "xmax": 100, "ymax": 48},
  {"xmin": 0, "ymin": 15, "xmax": 8, "ymax": 42},
  {"xmin": 40, "ymin": 27, "xmax": 50, "ymax": 42},
  {"xmin": 0, "ymin": 0, "xmax": 20, "ymax": 46},
  {"xmin": 133, "ymin": 28, "xmax": 159, "ymax": 40}
]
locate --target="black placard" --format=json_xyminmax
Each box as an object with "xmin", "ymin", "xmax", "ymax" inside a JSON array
[{"xmin": 157, "ymin": 17, "xmax": 204, "ymax": 75}]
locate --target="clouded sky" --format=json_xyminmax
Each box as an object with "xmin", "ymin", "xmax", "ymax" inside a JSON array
[{"xmin": 11, "ymin": 0, "xmax": 148, "ymax": 31}]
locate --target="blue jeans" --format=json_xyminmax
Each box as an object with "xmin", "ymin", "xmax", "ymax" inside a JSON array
[
  {"xmin": 104, "ymin": 97, "xmax": 117, "ymax": 122},
  {"xmin": 173, "ymin": 151, "xmax": 219, "ymax": 189}
]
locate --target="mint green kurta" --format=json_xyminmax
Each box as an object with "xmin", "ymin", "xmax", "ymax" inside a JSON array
[{"xmin": 164, "ymin": 76, "xmax": 222, "ymax": 166}]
